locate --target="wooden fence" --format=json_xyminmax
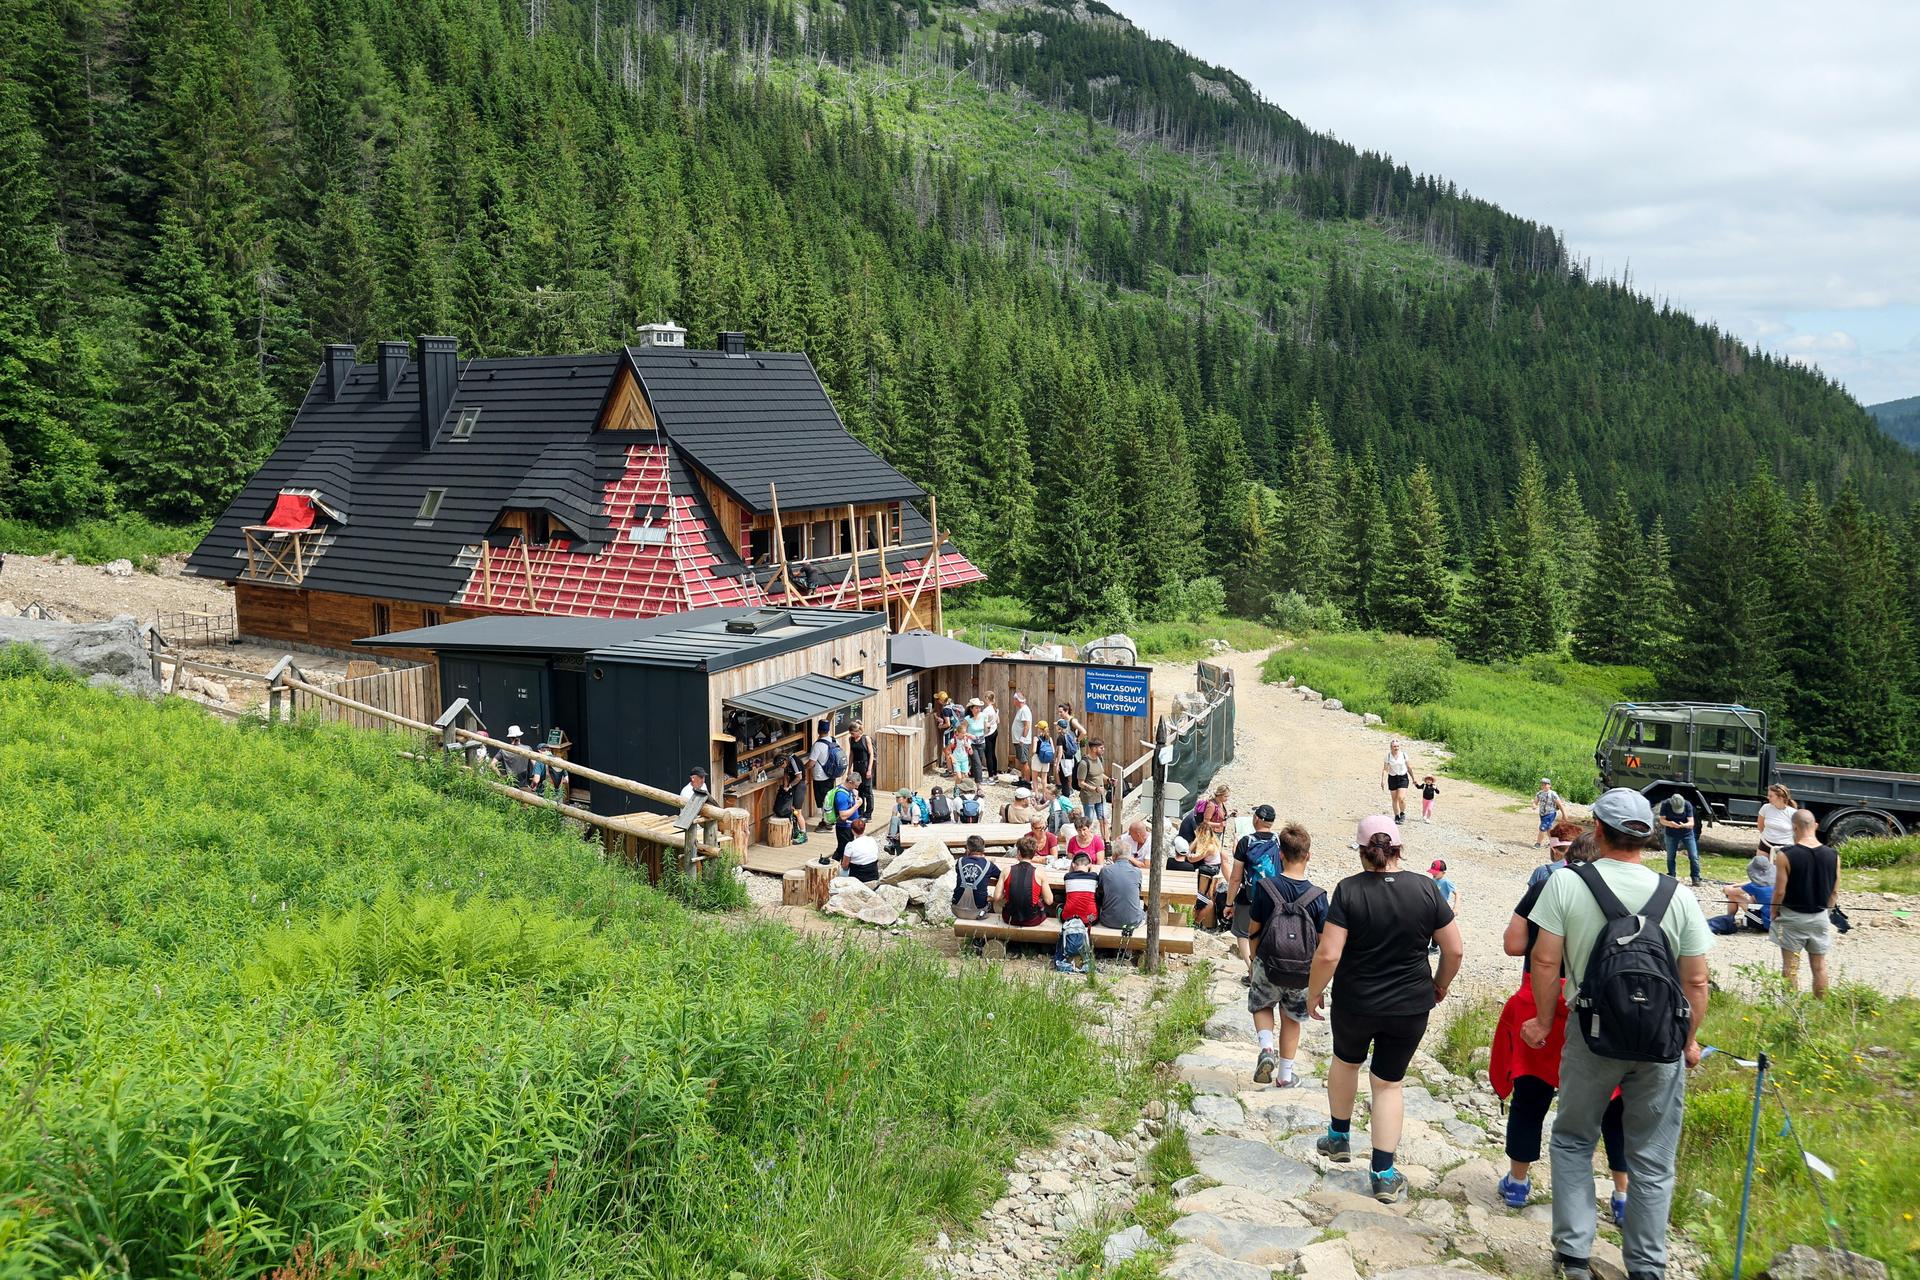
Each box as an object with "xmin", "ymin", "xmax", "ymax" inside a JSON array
[{"xmin": 291, "ymin": 664, "xmax": 435, "ymax": 730}]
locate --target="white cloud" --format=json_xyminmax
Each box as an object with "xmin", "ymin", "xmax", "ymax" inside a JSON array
[{"xmin": 1116, "ymin": 0, "xmax": 1920, "ymax": 404}]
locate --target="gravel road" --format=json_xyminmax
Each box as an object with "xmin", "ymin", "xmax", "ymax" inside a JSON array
[{"xmin": 1196, "ymin": 647, "xmax": 1920, "ymax": 1003}]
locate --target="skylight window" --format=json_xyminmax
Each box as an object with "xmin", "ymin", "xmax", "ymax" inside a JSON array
[
  {"xmin": 416, "ymin": 488, "xmax": 446, "ymax": 522},
  {"xmin": 452, "ymin": 407, "xmax": 481, "ymax": 439}
]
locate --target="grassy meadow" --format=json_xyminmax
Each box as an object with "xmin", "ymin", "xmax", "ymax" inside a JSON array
[
  {"xmin": 0, "ymin": 646, "xmax": 1102, "ymax": 1278},
  {"xmin": 1262, "ymin": 633, "xmax": 1653, "ymax": 804},
  {"xmin": 0, "ymin": 513, "xmax": 208, "ymax": 566}
]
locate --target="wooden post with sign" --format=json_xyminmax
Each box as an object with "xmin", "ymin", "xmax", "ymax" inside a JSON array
[{"xmin": 1145, "ymin": 714, "xmax": 1170, "ymax": 971}]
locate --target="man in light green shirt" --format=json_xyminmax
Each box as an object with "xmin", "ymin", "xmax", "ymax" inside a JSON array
[{"xmin": 1524, "ymin": 788, "xmax": 1713, "ymax": 1280}]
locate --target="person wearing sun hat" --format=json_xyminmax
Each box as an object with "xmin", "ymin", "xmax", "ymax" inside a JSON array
[{"xmin": 1305, "ymin": 815, "xmax": 1462, "ymax": 1205}]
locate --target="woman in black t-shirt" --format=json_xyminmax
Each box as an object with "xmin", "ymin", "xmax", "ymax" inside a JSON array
[{"xmin": 1304, "ymin": 815, "xmax": 1462, "ymax": 1205}]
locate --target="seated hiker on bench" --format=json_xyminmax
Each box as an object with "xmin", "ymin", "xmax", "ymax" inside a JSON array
[
  {"xmin": 1000, "ymin": 836, "xmax": 1054, "ymax": 928},
  {"xmin": 886, "ymin": 788, "xmax": 929, "ymax": 854},
  {"xmin": 1057, "ymin": 852, "xmax": 1099, "ymax": 972},
  {"xmin": 1098, "ymin": 844, "xmax": 1147, "ymax": 937},
  {"xmin": 1025, "ymin": 812, "xmax": 1059, "ymax": 863},
  {"xmin": 952, "ymin": 835, "xmax": 1001, "ymax": 921}
]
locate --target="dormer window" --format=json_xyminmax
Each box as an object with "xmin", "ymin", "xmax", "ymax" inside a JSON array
[
  {"xmin": 452, "ymin": 407, "xmax": 481, "ymax": 439},
  {"xmin": 416, "ymin": 488, "xmax": 446, "ymax": 522}
]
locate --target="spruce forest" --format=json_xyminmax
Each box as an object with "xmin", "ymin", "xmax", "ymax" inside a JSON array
[{"xmin": 3, "ymin": 0, "xmax": 1919, "ymax": 766}]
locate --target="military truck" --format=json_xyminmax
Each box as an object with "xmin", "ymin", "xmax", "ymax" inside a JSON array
[{"xmin": 1595, "ymin": 701, "xmax": 1920, "ymax": 842}]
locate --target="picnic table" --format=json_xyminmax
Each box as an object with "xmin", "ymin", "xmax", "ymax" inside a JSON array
[
  {"xmin": 912, "ymin": 821, "xmax": 1028, "ymax": 848},
  {"xmin": 981, "ymin": 857, "xmax": 1198, "ymax": 919}
]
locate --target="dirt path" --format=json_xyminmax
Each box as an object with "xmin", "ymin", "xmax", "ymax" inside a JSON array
[{"xmin": 1198, "ymin": 647, "xmax": 1920, "ymax": 1002}]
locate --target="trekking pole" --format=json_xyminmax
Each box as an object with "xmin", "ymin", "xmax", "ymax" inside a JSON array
[{"xmin": 1731, "ymin": 1050, "xmax": 1769, "ymax": 1280}]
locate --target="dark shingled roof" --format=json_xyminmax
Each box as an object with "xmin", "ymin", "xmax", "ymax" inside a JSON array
[
  {"xmin": 629, "ymin": 346, "xmax": 923, "ymax": 514},
  {"xmin": 505, "ymin": 441, "xmax": 613, "ymax": 551},
  {"xmin": 282, "ymin": 440, "xmax": 356, "ymax": 521}
]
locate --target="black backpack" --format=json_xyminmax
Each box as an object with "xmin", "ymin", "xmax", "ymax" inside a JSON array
[
  {"xmin": 929, "ymin": 792, "xmax": 951, "ymax": 822},
  {"xmin": 1255, "ymin": 880, "xmax": 1325, "ymax": 987},
  {"xmin": 1567, "ymin": 861, "xmax": 1692, "ymax": 1064}
]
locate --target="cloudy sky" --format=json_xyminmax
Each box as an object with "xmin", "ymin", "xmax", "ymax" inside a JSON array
[{"xmin": 1120, "ymin": 0, "xmax": 1920, "ymax": 407}]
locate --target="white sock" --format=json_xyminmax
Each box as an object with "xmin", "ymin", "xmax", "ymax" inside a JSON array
[
  {"xmin": 1257, "ymin": 1029, "xmax": 1276, "ymax": 1051},
  {"xmin": 1277, "ymin": 1057, "xmax": 1295, "ymax": 1082}
]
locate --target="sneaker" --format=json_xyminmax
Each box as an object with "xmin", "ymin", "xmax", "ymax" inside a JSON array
[
  {"xmin": 1254, "ymin": 1049, "xmax": 1277, "ymax": 1084},
  {"xmin": 1371, "ymin": 1168, "xmax": 1408, "ymax": 1204},
  {"xmin": 1611, "ymin": 1191, "xmax": 1628, "ymax": 1228},
  {"xmin": 1555, "ymin": 1258, "xmax": 1594, "ymax": 1280},
  {"xmin": 1274, "ymin": 1074, "xmax": 1299, "ymax": 1089},
  {"xmin": 1690, "ymin": 876, "xmax": 1703, "ymax": 886},
  {"xmin": 1053, "ymin": 960, "xmax": 1083, "ymax": 974},
  {"xmin": 1239, "ymin": 973, "xmax": 1252, "ymax": 987},
  {"xmin": 1497, "ymin": 1173, "xmax": 1531, "ymax": 1209},
  {"xmin": 1315, "ymin": 1129, "xmax": 1351, "ymax": 1163}
]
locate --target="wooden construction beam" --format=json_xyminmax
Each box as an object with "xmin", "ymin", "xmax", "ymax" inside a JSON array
[
  {"xmin": 767, "ymin": 482, "xmax": 800, "ymax": 603},
  {"xmin": 516, "ymin": 537, "xmax": 538, "ymax": 610},
  {"xmin": 929, "ymin": 493, "xmax": 944, "ymax": 631}
]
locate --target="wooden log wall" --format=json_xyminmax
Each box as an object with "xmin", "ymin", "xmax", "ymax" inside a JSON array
[
  {"xmin": 235, "ymin": 583, "xmax": 485, "ymax": 661},
  {"xmin": 915, "ymin": 657, "xmax": 1156, "ymax": 784}
]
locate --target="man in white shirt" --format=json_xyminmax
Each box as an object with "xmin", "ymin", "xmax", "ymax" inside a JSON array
[
  {"xmin": 808, "ymin": 719, "xmax": 834, "ymax": 827},
  {"xmin": 1010, "ymin": 691, "xmax": 1035, "ymax": 783},
  {"xmin": 1116, "ymin": 818, "xmax": 1153, "ymax": 868},
  {"xmin": 678, "ymin": 767, "xmax": 709, "ymax": 802}
]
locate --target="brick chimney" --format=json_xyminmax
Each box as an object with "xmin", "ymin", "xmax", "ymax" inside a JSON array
[{"xmin": 417, "ymin": 335, "xmax": 458, "ymax": 450}]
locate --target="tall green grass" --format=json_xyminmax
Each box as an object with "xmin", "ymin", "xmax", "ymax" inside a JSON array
[
  {"xmin": 0, "ymin": 649, "xmax": 1099, "ymax": 1277},
  {"xmin": 1679, "ymin": 983, "xmax": 1920, "ymax": 1277},
  {"xmin": 1263, "ymin": 634, "xmax": 1654, "ymax": 804},
  {"xmin": 946, "ymin": 593, "xmax": 1279, "ymax": 662},
  {"xmin": 0, "ymin": 513, "xmax": 208, "ymax": 565}
]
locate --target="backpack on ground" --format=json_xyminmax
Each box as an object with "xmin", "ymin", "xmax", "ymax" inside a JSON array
[
  {"xmin": 819, "ymin": 737, "xmax": 845, "ymax": 780},
  {"xmin": 1241, "ymin": 832, "xmax": 1280, "ymax": 887},
  {"xmin": 1060, "ymin": 916, "xmax": 1088, "ymax": 958},
  {"xmin": 1567, "ymin": 861, "xmax": 1692, "ymax": 1064},
  {"xmin": 1255, "ymin": 881, "xmax": 1326, "ymax": 987}
]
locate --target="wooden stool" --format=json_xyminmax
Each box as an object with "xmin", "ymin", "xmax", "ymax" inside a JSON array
[
  {"xmin": 766, "ymin": 816, "xmax": 794, "ymax": 848},
  {"xmin": 781, "ymin": 866, "xmax": 809, "ymax": 906},
  {"xmin": 804, "ymin": 859, "xmax": 836, "ymax": 908}
]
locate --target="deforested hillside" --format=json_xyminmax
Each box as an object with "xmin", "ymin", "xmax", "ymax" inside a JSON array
[{"xmin": 1, "ymin": 0, "xmax": 1911, "ymax": 613}]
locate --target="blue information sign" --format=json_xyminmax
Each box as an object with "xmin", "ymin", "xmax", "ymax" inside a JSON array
[{"xmin": 1084, "ymin": 666, "xmax": 1150, "ymax": 718}]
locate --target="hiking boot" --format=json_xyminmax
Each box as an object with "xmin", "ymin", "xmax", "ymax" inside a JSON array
[
  {"xmin": 1315, "ymin": 1129, "xmax": 1351, "ymax": 1163},
  {"xmin": 1611, "ymin": 1191, "xmax": 1628, "ymax": 1228},
  {"xmin": 1370, "ymin": 1168, "xmax": 1408, "ymax": 1204},
  {"xmin": 1497, "ymin": 1173, "xmax": 1531, "ymax": 1209},
  {"xmin": 1555, "ymin": 1257, "xmax": 1594, "ymax": 1280},
  {"xmin": 1254, "ymin": 1049, "xmax": 1277, "ymax": 1085},
  {"xmin": 1690, "ymin": 876, "xmax": 1703, "ymax": 887}
]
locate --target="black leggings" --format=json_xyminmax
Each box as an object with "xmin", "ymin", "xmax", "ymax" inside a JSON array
[{"xmin": 1506, "ymin": 1074, "xmax": 1625, "ymax": 1169}]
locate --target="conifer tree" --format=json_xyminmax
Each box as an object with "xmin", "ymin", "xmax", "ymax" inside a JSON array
[
  {"xmin": 1662, "ymin": 482, "xmax": 1790, "ymax": 731},
  {"xmin": 1453, "ymin": 517, "xmax": 1523, "ymax": 661},
  {"xmin": 1133, "ymin": 386, "xmax": 1203, "ymax": 618},
  {"xmin": 1500, "ymin": 448, "xmax": 1563, "ymax": 653},
  {"xmin": 1376, "ymin": 463, "xmax": 1452, "ymax": 636},
  {"xmin": 1573, "ymin": 490, "xmax": 1645, "ymax": 664},
  {"xmin": 1793, "ymin": 488, "xmax": 1912, "ymax": 767},
  {"xmin": 128, "ymin": 216, "xmax": 277, "ymax": 518},
  {"xmin": 1021, "ymin": 353, "xmax": 1117, "ymax": 627},
  {"xmin": 1270, "ymin": 401, "xmax": 1341, "ymax": 604},
  {"xmin": 1339, "ymin": 446, "xmax": 1391, "ymax": 627}
]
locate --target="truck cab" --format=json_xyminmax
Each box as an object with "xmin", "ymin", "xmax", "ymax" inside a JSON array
[{"xmin": 1595, "ymin": 702, "xmax": 1770, "ymax": 819}]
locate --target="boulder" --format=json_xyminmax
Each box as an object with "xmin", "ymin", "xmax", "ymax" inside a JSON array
[
  {"xmin": 1324, "ymin": 698, "xmax": 1345, "ymax": 712},
  {"xmin": 1103, "ymin": 1225, "xmax": 1149, "ymax": 1267},
  {"xmin": 0, "ymin": 599, "xmax": 17, "ymax": 617},
  {"xmin": 1162, "ymin": 1243, "xmax": 1272, "ymax": 1280},
  {"xmin": 823, "ymin": 880, "xmax": 908, "ymax": 926},
  {"xmin": 1280, "ymin": 675, "xmax": 1297, "ymax": 688},
  {"xmin": 1202, "ymin": 1007, "xmax": 1256, "ymax": 1045},
  {"xmin": 1187, "ymin": 1134, "xmax": 1317, "ymax": 1198},
  {"xmin": 1169, "ymin": 1213, "xmax": 1316, "ymax": 1263},
  {"xmin": 1765, "ymin": 1246, "xmax": 1890, "ymax": 1280},
  {"xmin": 1299, "ymin": 686, "xmax": 1321, "ymax": 701},
  {"xmin": 1328, "ymin": 1210, "xmax": 1446, "ymax": 1271},
  {"xmin": 921, "ymin": 871, "xmax": 957, "ymax": 924},
  {"xmin": 101, "ymin": 558, "xmax": 135, "ymax": 577},
  {"xmin": 1363, "ymin": 712, "xmax": 1385, "ymax": 726},
  {"xmin": 880, "ymin": 839, "xmax": 953, "ymax": 884},
  {"xmin": 1188, "ymin": 1094, "xmax": 1247, "ymax": 1131},
  {"xmin": 1296, "ymin": 1239, "xmax": 1361, "ymax": 1280},
  {"xmin": 0, "ymin": 615, "xmax": 158, "ymax": 696},
  {"xmin": 1084, "ymin": 632, "xmax": 1138, "ymax": 665},
  {"xmin": 1370, "ymin": 1268, "xmax": 1495, "ymax": 1280},
  {"xmin": 1173, "ymin": 1184, "xmax": 1311, "ymax": 1226}
]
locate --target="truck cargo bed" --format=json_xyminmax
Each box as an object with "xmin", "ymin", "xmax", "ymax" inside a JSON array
[{"xmin": 1776, "ymin": 761, "xmax": 1920, "ymax": 808}]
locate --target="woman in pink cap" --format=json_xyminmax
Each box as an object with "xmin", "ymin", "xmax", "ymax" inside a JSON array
[{"xmin": 1304, "ymin": 815, "xmax": 1463, "ymax": 1205}]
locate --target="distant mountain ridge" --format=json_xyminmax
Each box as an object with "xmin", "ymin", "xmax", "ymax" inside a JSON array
[{"xmin": 1870, "ymin": 396, "xmax": 1920, "ymax": 449}]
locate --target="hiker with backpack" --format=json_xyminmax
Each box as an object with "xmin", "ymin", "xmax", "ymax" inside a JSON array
[
  {"xmin": 956, "ymin": 777, "xmax": 984, "ymax": 824},
  {"xmin": 809, "ymin": 720, "xmax": 845, "ymax": 826},
  {"xmin": 1223, "ymin": 804, "xmax": 1284, "ymax": 981},
  {"xmin": 1057, "ymin": 852, "xmax": 1100, "ymax": 972},
  {"xmin": 1247, "ymin": 823, "xmax": 1326, "ymax": 1089},
  {"xmin": 999, "ymin": 836, "xmax": 1054, "ymax": 928},
  {"xmin": 825, "ymin": 771, "xmax": 864, "ymax": 863},
  {"xmin": 951, "ymin": 835, "xmax": 1001, "ymax": 922},
  {"xmin": 1304, "ymin": 815, "xmax": 1463, "ymax": 1205},
  {"xmin": 1522, "ymin": 788, "xmax": 1714, "ymax": 1280}
]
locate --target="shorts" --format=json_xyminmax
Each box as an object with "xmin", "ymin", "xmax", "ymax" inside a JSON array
[
  {"xmin": 1329, "ymin": 1008, "xmax": 1430, "ymax": 1083},
  {"xmin": 1083, "ymin": 799, "xmax": 1110, "ymax": 821},
  {"xmin": 845, "ymin": 861, "xmax": 879, "ymax": 883},
  {"xmin": 1388, "ymin": 774, "xmax": 1410, "ymax": 792},
  {"xmin": 1538, "ymin": 810, "xmax": 1558, "ymax": 832},
  {"xmin": 1773, "ymin": 908, "xmax": 1833, "ymax": 955},
  {"xmin": 1014, "ymin": 742, "xmax": 1032, "ymax": 763},
  {"xmin": 1248, "ymin": 961, "xmax": 1309, "ymax": 1022},
  {"xmin": 1230, "ymin": 897, "xmax": 1254, "ymax": 938}
]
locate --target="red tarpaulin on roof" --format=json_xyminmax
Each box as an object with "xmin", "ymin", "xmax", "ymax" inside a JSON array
[{"xmin": 264, "ymin": 492, "xmax": 316, "ymax": 530}]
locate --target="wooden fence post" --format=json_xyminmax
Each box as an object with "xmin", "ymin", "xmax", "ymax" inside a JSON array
[{"xmin": 1145, "ymin": 714, "xmax": 1170, "ymax": 972}]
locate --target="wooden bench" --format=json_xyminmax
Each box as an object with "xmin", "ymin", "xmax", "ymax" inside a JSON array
[{"xmin": 952, "ymin": 917, "xmax": 1195, "ymax": 956}]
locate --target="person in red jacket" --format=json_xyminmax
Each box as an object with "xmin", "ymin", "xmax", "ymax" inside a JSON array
[{"xmin": 1495, "ymin": 834, "xmax": 1631, "ymax": 1220}]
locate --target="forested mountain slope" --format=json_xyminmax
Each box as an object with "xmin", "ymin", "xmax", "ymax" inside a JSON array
[
  {"xmin": 1, "ymin": 0, "xmax": 1912, "ymax": 607},
  {"xmin": 1871, "ymin": 396, "xmax": 1920, "ymax": 449}
]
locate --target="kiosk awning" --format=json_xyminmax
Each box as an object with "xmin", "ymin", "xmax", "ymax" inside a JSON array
[
  {"xmin": 724, "ymin": 673, "xmax": 875, "ymax": 723},
  {"xmin": 888, "ymin": 629, "xmax": 989, "ymax": 670}
]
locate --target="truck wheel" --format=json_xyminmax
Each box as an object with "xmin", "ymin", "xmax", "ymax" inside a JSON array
[{"xmin": 1824, "ymin": 812, "xmax": 1897, "ymax": 845}]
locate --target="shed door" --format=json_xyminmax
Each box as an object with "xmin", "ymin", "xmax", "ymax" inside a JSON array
[
  {"xmin": 441, "ymin": 659, "xmax": 483, "ymax": 717},
  {"xmin": 479, "ymin": 661, "xmax": 547, "ymax": 741}
]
